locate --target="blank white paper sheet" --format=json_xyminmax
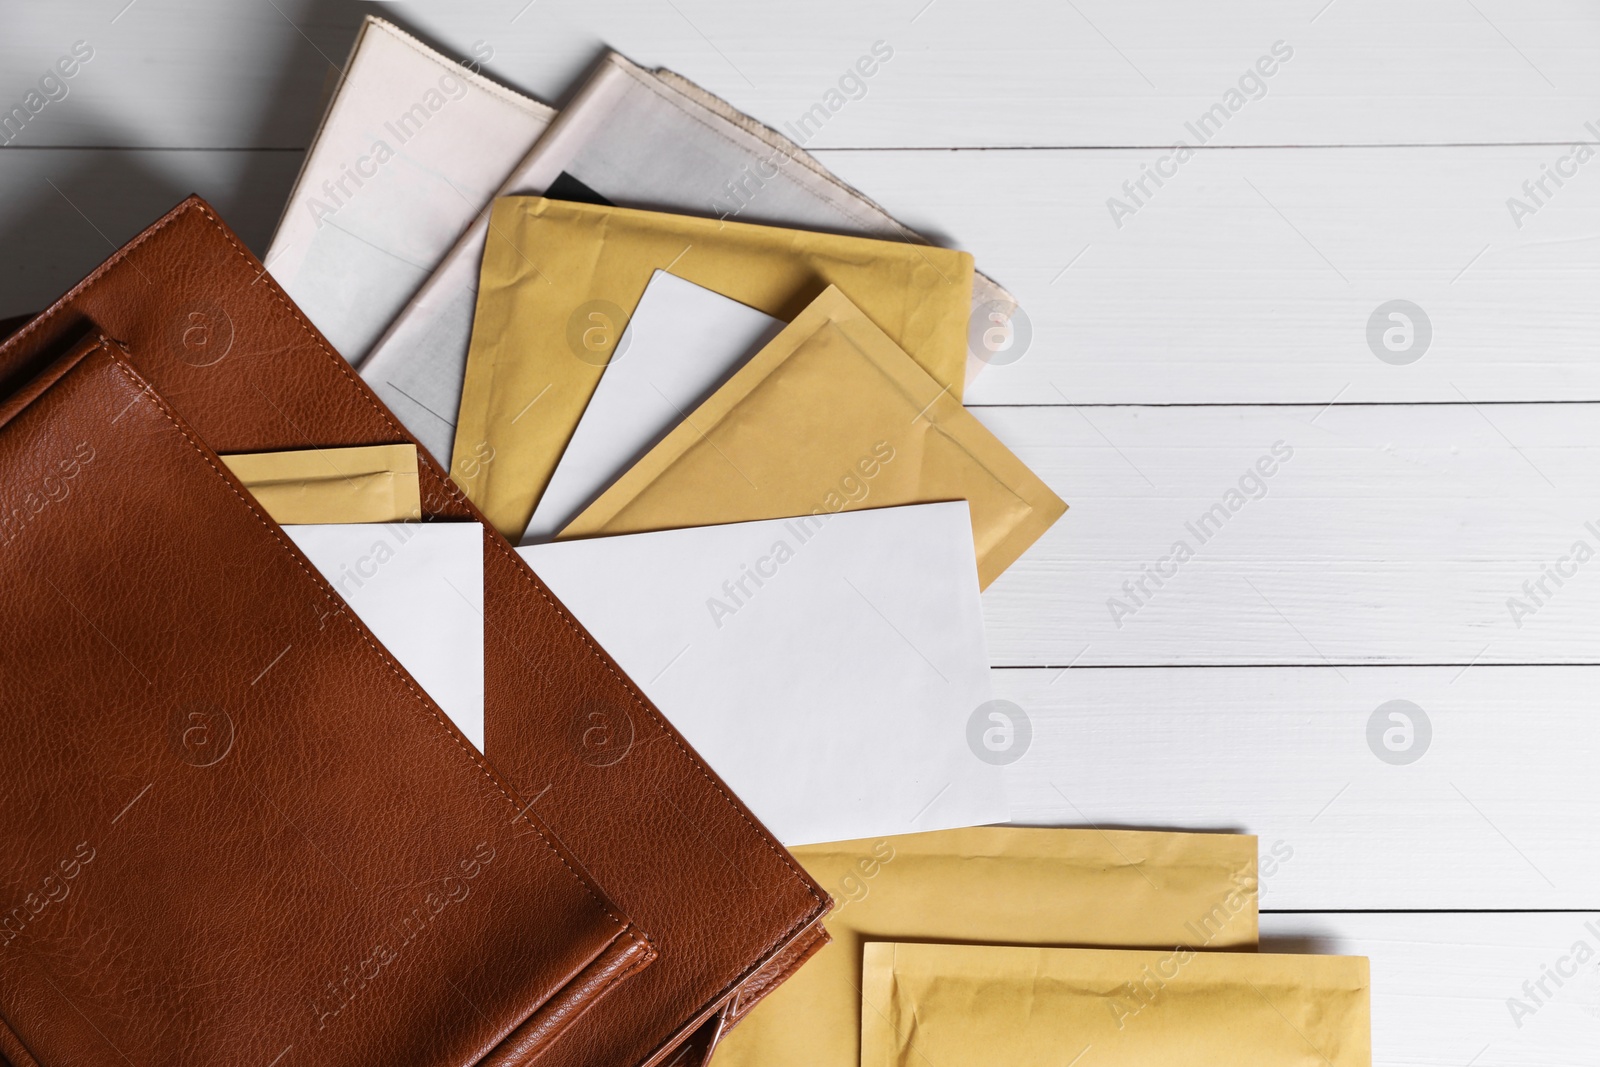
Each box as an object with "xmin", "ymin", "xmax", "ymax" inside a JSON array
[
  {"xmin": 523, "ymin": 270, "xmax": 784, "ymax": 543},
  {"xmin": 521, "ymin": 502, "xmax": 1006, "ymax": 845}
]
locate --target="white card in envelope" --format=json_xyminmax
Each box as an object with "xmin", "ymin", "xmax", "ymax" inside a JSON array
[
  {"xmin": 519, "ymin": 502, "xmax": 1006, "ymax": 845},
  {"xmin": 285, "ymin": 522, "xmax": 484, "ymax": 752},
  {"xmin": 267, "ymin": 16, "xmax": 554, "ymax": 382},
  {"xmin": 522, "ymin": 270, "xmax": 783, "ymax": 544}
]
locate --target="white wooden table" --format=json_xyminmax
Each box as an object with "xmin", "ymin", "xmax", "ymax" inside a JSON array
[{"xmin": 3, "ymin": 2, "xmax": 1598, "ymax": 1062}]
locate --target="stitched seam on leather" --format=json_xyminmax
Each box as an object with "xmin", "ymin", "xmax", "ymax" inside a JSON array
[
  {"xmin": 95, "ymin": 345, "xmax": 637, "ymax": 943},
  {"xmin": 182, "ymin": 201, "xmax": 824, "ymax": 912}
]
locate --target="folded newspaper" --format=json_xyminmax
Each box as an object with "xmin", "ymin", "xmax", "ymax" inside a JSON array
[{"xmin": 266, "ymin": 17, "xmax": 555, "ymax": 369}]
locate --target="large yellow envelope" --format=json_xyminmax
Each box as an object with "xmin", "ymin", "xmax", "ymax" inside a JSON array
[
  {"xmin": 453, "ymin": 197, "xmax": 974, "ymax": 536},
  {"xmin": 562, "ymin": 286, "xmax": 1065, "ymax": 588},
  {"xmin": 861, "ymin": 943, "xmax": 1371, "ymax": 1067},
  {"xmin": 714, "ymin": 827, "xmax": 1259, "ymax": 1067},
  {"xmin": 220, "ymin": 443, "xmax": 421, "ymax": 523}
]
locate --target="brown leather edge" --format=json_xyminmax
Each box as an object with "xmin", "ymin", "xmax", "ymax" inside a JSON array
[
  {"xmin": 0, "ymin": 330, "xmax": 112, "ymax": 432},
  {"xmin": 654, "ymin": 1014, "xmax": 719, "ymax": 1067},
  {"xmin": 721, "ymin": 917, "xmax": 832, "ymax": 1029},
  {"xmin": 669, "ymin": 919, "xmax": 829, "ymax": 1065},
  {"xmin": 0, "ymin": 1024, "xmax": 35, "ymax": 1067},
  {"xmin": 0, "ymin": 314, "xmax": 31, "ymax": 345},
  {"xmin": 482, "ymin": 931, "xmax": 659, "ymax": 1067},
  {"xmin": 645, "ymin": 910, "xmax": 830, "ymax": 1066}
]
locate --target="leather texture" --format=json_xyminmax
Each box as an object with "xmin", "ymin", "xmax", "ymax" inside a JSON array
[
  {"xmin": 722, "ymin": 920, "xmax": 833, "ymax": 1028},
  {"xmin": 0, "ymin": 197, "xmax": 831, "ymax": 1067},
  {"xmin": 674, "ymin": 918, "xmax": 832, "ymax": 1063},
  {"xmin": 0, "ymin": 335, "xmax": 654, "ymax": 1066}
]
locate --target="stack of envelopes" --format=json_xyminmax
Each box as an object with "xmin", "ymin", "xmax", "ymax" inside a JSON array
[{"xmin": 0, "ymin": 15, "xmax": 1369, "ymax": 1067}]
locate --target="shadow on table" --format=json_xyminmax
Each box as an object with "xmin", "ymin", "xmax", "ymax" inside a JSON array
[
  {"xmin": 0, "ymin": 0, "xmax": 373, "ymax": 320},
  {"xmin": 1017, "ymin": 820, "xmax": 1248, "ymax": 837},
  {"xmin": 0, "ymin": 124, "xmax": 302, "ymax": 320},
  {"xmin": 1259, "ymin": 932, "xmax": 1342, "ymax": 955}
]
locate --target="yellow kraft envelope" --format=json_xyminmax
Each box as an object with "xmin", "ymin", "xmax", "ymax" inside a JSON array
[
  {"xmin": 453, "ymin": 196, "xmax": 974, "ymax": 536},
  {"xmin": 861, "ymin": 942, "xmax": 1372, "ymax": 1067},
  {"xmin": 562, "ymin": 285, "xmax": 1065, "ymax": 588},
  {"xmin": 220, "ymin": 443, "xmax": 421, "ymax": 524},
  {"xmin": 713, "ymin": 827, "xmax": 1259, "ymax": 1067}
]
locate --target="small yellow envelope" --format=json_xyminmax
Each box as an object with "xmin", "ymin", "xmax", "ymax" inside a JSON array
[
  {"xmin": 453, "ymin": 197, "xmax": 975, "ymax": 536},
  {"xmin": 561, "ymin": 286, "xmax": 1065, "ymax": 588},
  {"xmin": 861, "ymin": 942, "xmax": 1372, "ymax": 1067},
  {"xmin": 713, "ymin": 827, "xmax": 1259, "ymax": 1067},
  {"xmin": 220, "ymin": 443, "xmax": 421, "ymax": 524}
]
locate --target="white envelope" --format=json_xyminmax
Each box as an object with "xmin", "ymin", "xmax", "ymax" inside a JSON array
[
  {"xmin": 522, "ymin": 270, "xmax": 784, "ymax": 543},
  {"xmin": 519, "ymin": 503, "xmax": 1006, "ymax": 845},
  {"xmin": 267, "ymin": 16, "xmax": 554, "ymax": 401},
  {"xmin": 359, "ymin": 51, "xmax": 1014, "ymax": 468},
  {"xmin": 285, "ymin": 522, "xmax": 484, "ymax": 752}
]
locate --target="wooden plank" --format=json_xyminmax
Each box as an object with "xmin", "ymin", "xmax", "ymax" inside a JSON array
[
  {"xmin": 994, "ymin": 666, "xmax": 1600, "ymax": 909},
  {"xmin": 812, "ymin": 144, "xmax": 1600, "ymax": 405},
  {"xmin": 0, "ymin": 148, "xmax": 301, "ymax": 320},
  {"xmin": 1261, "ymin": 912, "xmax": 1600, "ymax": 1067},
  {"xmin": 6, "ymin": 143, "xmax": 1600, "ymax": 404},
  {"xmin": 978, "ymin": 402, "xmax": 1600, "ymax": 665},
  {"xmin": 2, "ymin": 1, "xmax": 1598, "ymax": 150}
]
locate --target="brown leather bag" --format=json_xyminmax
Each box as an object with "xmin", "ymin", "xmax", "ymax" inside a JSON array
[
  {"xmin": 0, "ymin": 196, "xmax": 830, "ymax": 1067},
  {"xmin": 0, "ymin": 333, "xmax": 655, "ymax": 1065}
]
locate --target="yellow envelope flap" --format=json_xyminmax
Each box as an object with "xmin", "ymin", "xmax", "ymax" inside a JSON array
[
  {"xmin": 220, "ymin": 443, "xmax": 421, "ymax": 524},
  {"xmin": 713, "ymin": 827, "xmax": 1259, "ymax": 1067},
  {"xmin": 452, "ymin": 196, "xmax": 974, "ymax": 535},
  {"xmin": 862, "ymin": 942, "xmax": 1371, "ymax": 1067},
  {"xmin": 561, "ymin": 286, "xmax": 1065, "ymax": 588}
]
